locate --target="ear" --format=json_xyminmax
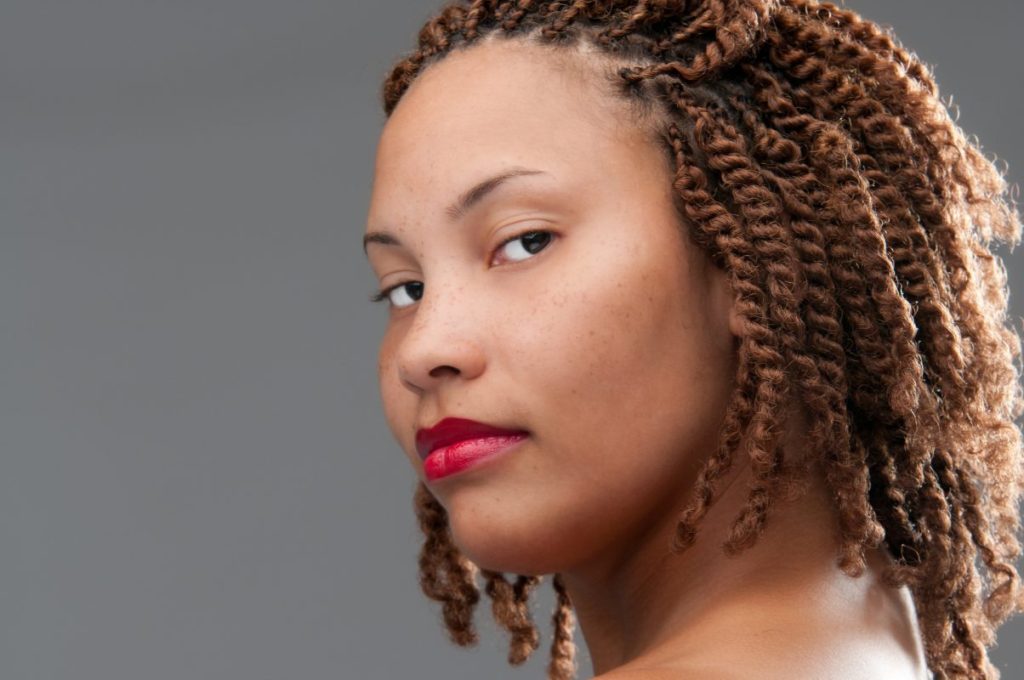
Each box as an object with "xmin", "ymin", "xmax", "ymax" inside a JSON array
[
  {"xmin": 706, "ymin": 258, "xmax": 746, "ymax": 342},
  {"xmin": 726, "ymin": 281, "xmax": 745, "ymax": 341}
]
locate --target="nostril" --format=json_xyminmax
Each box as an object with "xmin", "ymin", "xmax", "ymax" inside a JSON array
[
  {"xmin": 428, "ymin": 365, "xmax": 460, "ymax": 378},
  {"xmin": 397, "ymin": 335, "xmax": 486, "ymax": 391}
]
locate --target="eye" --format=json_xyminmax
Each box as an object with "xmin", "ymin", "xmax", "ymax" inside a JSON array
[
  {"xmin": 369, "ymin": 229, "xmax": 556, "ymax": 311},
  {"xmin": 370, "ymin": 280, "xmax": 423, "ymax": 309},
  {"xmin": 493, "ymin": 229, "xmax": 554, "ymax": 265}
]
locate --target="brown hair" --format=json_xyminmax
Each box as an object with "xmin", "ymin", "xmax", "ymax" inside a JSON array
[{"xmin": 378, "ymin": 1, "xmax": 1024, "ymax": 678}]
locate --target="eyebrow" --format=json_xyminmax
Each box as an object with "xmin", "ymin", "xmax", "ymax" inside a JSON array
[{"xmin": 362, "ymin": 167, "xmax": 548, "ymax": 255}]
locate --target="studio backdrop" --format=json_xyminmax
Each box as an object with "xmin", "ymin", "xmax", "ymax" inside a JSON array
[{"xmin": 2, "ymin": 1, "xmax": 1022, "ymax": 679}]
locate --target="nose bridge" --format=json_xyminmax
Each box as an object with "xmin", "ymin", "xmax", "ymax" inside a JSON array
[{"xmin": 396, "ymin": 273, "xmax": 486, "ymax": 389}]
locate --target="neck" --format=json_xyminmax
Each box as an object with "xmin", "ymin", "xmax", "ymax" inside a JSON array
[{"xmin": 558, "ymin": 451, "xmax": 925, "ymax": 677}]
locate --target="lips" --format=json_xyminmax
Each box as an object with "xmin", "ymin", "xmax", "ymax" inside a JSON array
[{"xmin": 415, "ymin": 417, "xmax": 529, "ymax": 462}]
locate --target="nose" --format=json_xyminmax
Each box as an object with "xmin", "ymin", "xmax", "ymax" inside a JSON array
[{"xmin": 394, "ymin": 286, "xmax": 487, "ymax": 393}]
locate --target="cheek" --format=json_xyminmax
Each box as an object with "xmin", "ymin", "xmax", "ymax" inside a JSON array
[
  {"xmin": 546, "ymin": 254, "xmax": 694, "ymax": 371},
  {"xmin": 377, "ymin": 328, "xmax": 416, "ymax": 459},
  {"xmin": 434, "ymin": 234, "xmax": 735, "ymax": 573},
  {"xmin": 446, "ymin": 260, "xmax": 733, "ymax": 573},
  {"xmin": 507, "ymin": 240, "xmax": 732, "ymax": 486}
]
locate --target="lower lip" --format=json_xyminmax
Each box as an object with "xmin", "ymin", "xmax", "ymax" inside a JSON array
[{"xmin": 423, "ymin": 434, "xmax": 528, "ymax": 482}]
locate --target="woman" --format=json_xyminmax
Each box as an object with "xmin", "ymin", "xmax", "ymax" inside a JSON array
[{"xmin": 361, "ymin": 1, "xmax": 1024, "ymax": 678}]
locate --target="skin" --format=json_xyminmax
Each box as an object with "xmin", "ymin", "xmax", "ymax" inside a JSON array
[{"xmin": 363, "ymin": 35, "xmax": 929, "ymax": 680}]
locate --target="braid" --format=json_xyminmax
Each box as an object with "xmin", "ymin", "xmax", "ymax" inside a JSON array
[
  {"xmin": 548, "ymin": 573, "xmax": 578, "ymax": 680},
  {"xmin": 413, "ymin": 482, "xmax": 481, "ymax": 646},
  {"xmin": 664, "ymin": 117, "xmax": 768, "ymax": 552},
  {"xmin": 480, "ymin": 569, "xmax": 543, "ymax": 664},
  {"xmin": 727, "ymin": 88, "xmax": 887, "ymax": 571},
  {"xmin": 669, "ymin": 86, "xmax": 808, "ymax": 556},
  {"xmin": 390, "ymin": 2, "xmax": 1024, "ymax": 678}
]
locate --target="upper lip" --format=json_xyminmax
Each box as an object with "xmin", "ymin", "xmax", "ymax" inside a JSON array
[{"xmin": 415, "ymin": 417, "xmax": 528, "ymax": 461}]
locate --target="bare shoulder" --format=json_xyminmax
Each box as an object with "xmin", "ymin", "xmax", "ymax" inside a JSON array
[
  {"xmin": 597, "ymin": 588, "xmax": 930, "ymax": 680},
  {"xmin": 595, "ymin": 659, "xmax": 770, "ymax": 680},
  {"xmin": 596, "ymin": 640, "xmax": 929, "ymax": 680},
  {"xmin": 594, "ymin": 667, "xmax": 721, "ymax": 680},
  {"xmin": 597, "ymin": 664, "xmax": 778, "ymax": 680},
  {"xmin": 598, "ymin": 659, "xmax": 926, "ymax": 680}
]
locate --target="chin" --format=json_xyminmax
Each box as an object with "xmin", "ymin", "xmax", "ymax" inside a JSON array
[{"xmin": 444, "ymin": 492, "xmax": 579, "ymax": 575}]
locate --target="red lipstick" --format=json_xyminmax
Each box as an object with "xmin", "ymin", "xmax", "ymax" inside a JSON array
[{"xmin": 415, "ymin": 417, "xmax": 529, "ymax": 482}]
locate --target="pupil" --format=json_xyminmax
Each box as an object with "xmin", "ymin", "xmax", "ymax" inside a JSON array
[
  {"xmin": 407, "ymin": 282, "xmax": 424, "ymax": 300},
  {"xmin": 522, "ymin": 231, "xmax": 549, "ymax": 253}
]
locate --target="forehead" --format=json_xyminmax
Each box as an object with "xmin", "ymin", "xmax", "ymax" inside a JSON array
[{"xmin": 370, "ymin": 38, "xmax": 650, "ymax": 201}]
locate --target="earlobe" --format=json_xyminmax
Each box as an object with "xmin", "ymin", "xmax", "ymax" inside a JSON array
[
  {"xmin": 713, "ymin": 265, "xmax": 745, "ymax": 341},
  {"xmin": 727, "ymin": 293, "xmax": 746, "ymax": 340}
]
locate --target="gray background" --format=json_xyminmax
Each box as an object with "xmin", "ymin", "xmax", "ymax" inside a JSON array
[{"xmin": 2, "ymin": 1, "xmax": 1022, "ymax": 678}]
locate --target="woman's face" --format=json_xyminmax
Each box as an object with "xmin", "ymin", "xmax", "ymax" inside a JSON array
[{"xmin": 364, "ymin": 37, "xmax": 740, "ymax": 575}]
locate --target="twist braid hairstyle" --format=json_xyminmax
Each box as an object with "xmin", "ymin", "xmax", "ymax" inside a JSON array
[{"xmin": 381, "ymin": 2, "xmax": 1024, "ymax": 678}]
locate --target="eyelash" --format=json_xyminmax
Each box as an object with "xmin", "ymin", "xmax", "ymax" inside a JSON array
[
  {"xmin": 369, "ymin": 282, "xmax": 414, "ymax": 305},
  {"xmin": 369, "ymin": 228, "xmax": 555, "ymax": 306}
]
